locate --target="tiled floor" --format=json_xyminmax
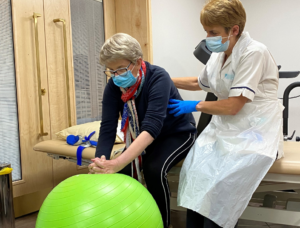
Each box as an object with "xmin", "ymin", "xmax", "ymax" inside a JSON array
[
  {"xmin": 15, "ymin": 212, "xmax": 38, "ymax": 228},
  {"xmin": 170, "ymin": 210, "xmax": 300, "ymax": 228},
  {"xmin": 15, "ymin": 210, "xmax": 299, "ymax": 228}
]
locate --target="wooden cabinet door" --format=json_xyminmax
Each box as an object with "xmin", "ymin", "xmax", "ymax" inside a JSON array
[
  {"xmin": 11, "ymin": 0, "xmax": 54, "ymax": 217},
  {"xmin": 43, "ymin": 0, "xmax": 88, "ymax": 186}
]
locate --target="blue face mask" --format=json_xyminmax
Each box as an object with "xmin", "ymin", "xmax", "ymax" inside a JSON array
[
  {"xmin": 206, "ymin": 32, "xmax": 232, "ymax": 53},
  {"xmin": 112, "ymin": 64, "xmax": 138, "ymax": 88}
]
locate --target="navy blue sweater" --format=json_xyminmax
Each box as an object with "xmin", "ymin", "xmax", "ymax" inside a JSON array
[{"xmin": 95, "ymin": 62, "xmax": 196, "ymax": 158}]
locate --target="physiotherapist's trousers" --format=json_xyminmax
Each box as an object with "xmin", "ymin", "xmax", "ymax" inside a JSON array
[{"xmin": 186, "ymin": 209, "xmax": 239, "ymax": 228}]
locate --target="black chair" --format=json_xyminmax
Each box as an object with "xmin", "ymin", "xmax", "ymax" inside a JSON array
[{"xmin": 196, "ymin": 92, "xmax": 217, "ymax": 136}]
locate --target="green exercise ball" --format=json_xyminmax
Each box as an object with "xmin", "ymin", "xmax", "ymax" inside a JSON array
[{"xmin": 36, "ymin": 174, "xmax": 163, "ymax": 228}]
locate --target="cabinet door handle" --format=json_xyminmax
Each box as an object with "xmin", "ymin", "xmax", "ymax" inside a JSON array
[
  {"xmin": 33, "ymin": 13, "xmax": 48, "ymax": 136},
  {"xmin": 53, "ymin": 18, "xmax": 72, "ymax": 127}
]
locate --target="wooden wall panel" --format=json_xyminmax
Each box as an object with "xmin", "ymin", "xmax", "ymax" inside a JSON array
[
  {"xmin": 115, "ymin": 0, "xmax": 153, "ymax": 63},
  {"xmin": 103, "ymin": 0, "xmax": 116, "ymax": 40},
  {"xmin": 11, "ymin": 0, "xmax": 53, "ymax": 199},
  {"xmin": 146, "ymin": 0, "xmax": 153, "ymax": 63}
]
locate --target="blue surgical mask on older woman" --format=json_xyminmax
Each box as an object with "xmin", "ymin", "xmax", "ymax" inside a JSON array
[
  {"xmin": 112, "ymin": 64, "xmax": 137, "ymax": 88},
  {"xmin": 206, "ymin": 32, "xmax": 232, "ymax": 53}
]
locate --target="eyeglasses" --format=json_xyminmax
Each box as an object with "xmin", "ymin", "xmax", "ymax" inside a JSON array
[{"xmin": 104, "ymin": 62, "xmax": 132, "ymax": 78}]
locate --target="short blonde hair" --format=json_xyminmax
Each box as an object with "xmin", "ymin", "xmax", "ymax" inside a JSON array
[
  {"xmin": 100, "ymin": 33, "xmax": 143, "ymax": 66},
  {"xmin": 200, "ymin": 0, "xmax": 246, "ymax": 38}
]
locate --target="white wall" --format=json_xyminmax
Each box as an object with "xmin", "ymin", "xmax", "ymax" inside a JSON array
[
  {"xmin": 152, "ymin": 0, "xmax": 300, "ymax": 140},
  {"xmin": 242, "ymin": 0, "xmax": 300, "ymax": 140},
  {"xmin": 151, "ymin": 0, "xmax": 207, "ymax": 124}
]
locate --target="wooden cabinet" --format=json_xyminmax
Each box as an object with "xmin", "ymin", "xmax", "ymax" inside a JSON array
[
  {"xmin": 12, "ymin": 0, "xmax": 84, "ymax": 216},
  {"xmin": 43, "ymin": 0, "xmax": 85, "ymax": 187},
  {"xmin": 10, "ymin": 0, "xmax": 152, "ymax": 217},
  {"xmin": 11, "ymin": 0, "xmax": 54, "ymax": 217}
]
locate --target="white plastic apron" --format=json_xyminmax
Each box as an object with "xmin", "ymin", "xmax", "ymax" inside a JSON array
[{"xmin": 178, "ymin": 33, "xmax": 284, "ymax": 228}]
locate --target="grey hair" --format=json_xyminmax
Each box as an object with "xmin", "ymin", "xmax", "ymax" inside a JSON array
[{"xmin": 100, "ymin": 33, "xmax": 143, "ymax": 66}]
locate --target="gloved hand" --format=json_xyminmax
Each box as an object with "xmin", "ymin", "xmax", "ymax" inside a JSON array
[{"xmin": 167, "ymin": 99, "xmax": 201, "ymax": 117}]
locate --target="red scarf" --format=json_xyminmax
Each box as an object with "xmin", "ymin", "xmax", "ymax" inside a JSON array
[{"xmin": 121, "ymin": 61, "xmax": 146, "ymax": 102}]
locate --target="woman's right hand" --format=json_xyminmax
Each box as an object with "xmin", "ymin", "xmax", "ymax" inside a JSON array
[
  {"xmin": 88, "ymin": 158, "xmax": 104, "ymax": 174},
  {"xmin": 88, "ymin": 162, "xmax": 97, "ymax": 174}
]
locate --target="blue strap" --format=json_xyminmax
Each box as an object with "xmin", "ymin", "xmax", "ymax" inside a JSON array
[
  {"xmin": 77, "ymin": 146, "xmax": 86, "ymax": 166},
  {"xmin": 90, "ymin": 140, "xmax": 97, "ymax": 147},
  {"xmin": 82, "ymin": 131, "xmax": 96, "ymax": 143},
  {"xmin": 75, "ymin": 131, "xmax": 96, "ymax": 166}
]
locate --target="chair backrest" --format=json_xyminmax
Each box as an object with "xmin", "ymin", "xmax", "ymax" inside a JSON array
[{"xmin": 196, "ymin": 92, "xmax": 218, "ymax": 136}]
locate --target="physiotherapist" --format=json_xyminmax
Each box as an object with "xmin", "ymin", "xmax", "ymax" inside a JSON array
[{"xmin": 168, "ymin": 0, "xmax": 284, "ymax": 227}]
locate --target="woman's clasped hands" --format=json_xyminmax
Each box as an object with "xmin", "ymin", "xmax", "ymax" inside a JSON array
[{"xmin": 88, "ymin": 156, "xmax": 125, "ymax": 174}]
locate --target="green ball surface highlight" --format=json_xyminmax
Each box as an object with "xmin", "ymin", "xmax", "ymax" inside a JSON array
[{"xmin": 36, "ymin": 174, "xmax": 163, "ymax": 228}]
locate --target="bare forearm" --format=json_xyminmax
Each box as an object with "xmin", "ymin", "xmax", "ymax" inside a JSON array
[
  {"xmin": 116, "ymin": 131, "xmax": 154, "ymax": 166},
  {"xmin": 196, "ymin": 96, "xmax": 249, "ymax": 115},
  {"xmin": 172, "ymin": 77, "xmax": 201, "ymax": 91}
]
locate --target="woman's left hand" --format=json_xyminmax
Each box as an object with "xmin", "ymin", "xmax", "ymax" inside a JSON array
[{"xmin": 88, "ymin": 156, "xmax": 125, "ymax": 174}]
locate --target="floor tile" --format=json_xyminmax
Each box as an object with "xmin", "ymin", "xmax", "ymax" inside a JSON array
[
  {"xmin": 13, "ymin": 210, "xmax": 300, "ymax": 228},
  {"xmin": 269, "ymin": 225, "xmax": 300, "ymax": 228},
  {"xmin": 15, "ymin": 212, "xmax": 38, "ymax": 228},
  {"xmin": 238, "ymin": 219, "xmax": 268, "ymax": 226}
]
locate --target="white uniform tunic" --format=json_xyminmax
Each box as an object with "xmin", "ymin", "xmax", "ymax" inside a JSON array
[{"xmin": 178, "ymin": 32, "xmax": 284, "ymax": 228}]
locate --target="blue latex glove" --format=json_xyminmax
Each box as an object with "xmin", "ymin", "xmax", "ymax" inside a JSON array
[{"xmin": 167, "ymin": 99, "xmax": 200, "ymax": 117}]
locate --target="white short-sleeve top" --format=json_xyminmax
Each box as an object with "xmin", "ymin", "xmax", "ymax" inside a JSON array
[{"xmin": 198, "ymin": 32, "xmax": 279, "ymax": 102}]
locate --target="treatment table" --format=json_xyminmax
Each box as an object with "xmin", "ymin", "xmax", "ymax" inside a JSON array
[{"xmin": 34, "ymin": 140, "xmax": 300, "ymax": 226}]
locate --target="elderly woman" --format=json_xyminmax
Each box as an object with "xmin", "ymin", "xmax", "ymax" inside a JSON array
[
  {"xmin": 88, "ymin": 33, "xmax": 197, "ymax": 228},
  {"xmin": 168, "ymin": 0, "xmax": 284, "ymax": 228}
]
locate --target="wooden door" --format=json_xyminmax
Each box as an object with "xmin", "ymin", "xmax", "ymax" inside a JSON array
[
  {"xmin": 43, "ymin": 0, "xmax": 88, "ymax": 186},
  {"xmin": 11, "ymin": 0, "xmax": 54, "ymax": 217}
]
